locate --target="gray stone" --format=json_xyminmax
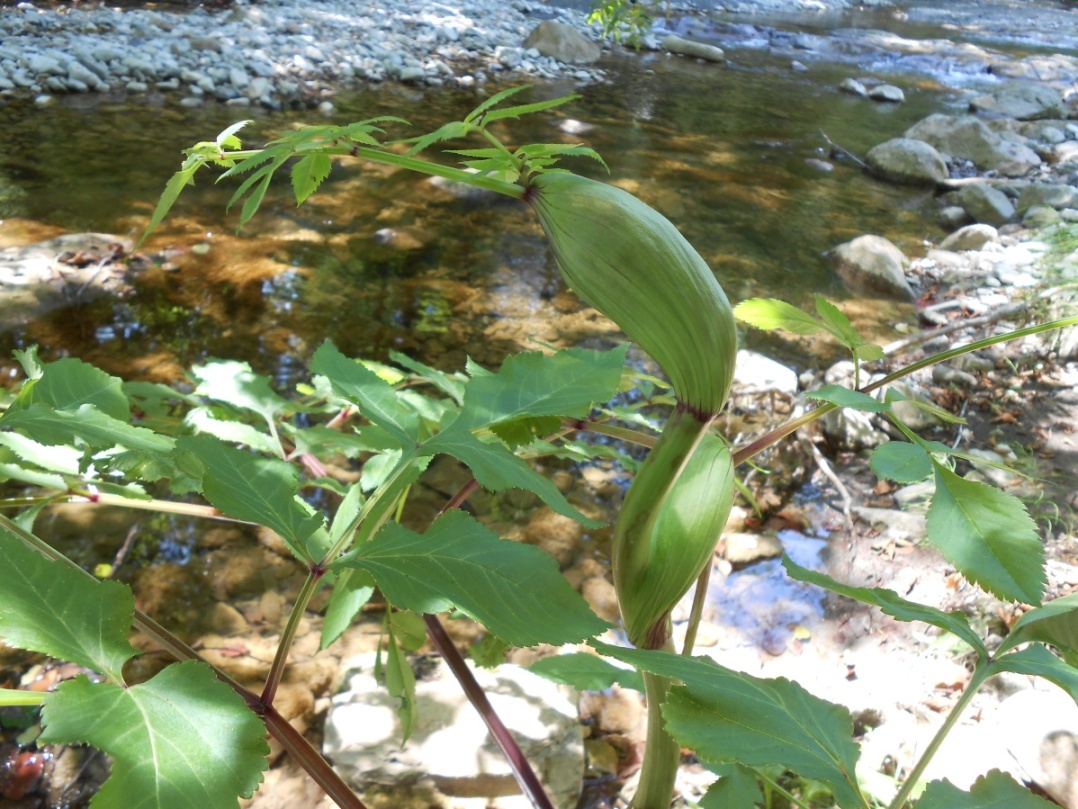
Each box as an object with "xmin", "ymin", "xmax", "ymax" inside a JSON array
[
  {"xmin": 868, "ymin": 84, "xmax": 904, "ymax": 103},
  {"xmin": 952, "ymin": 184, "xmax": 1016, "ymax": 227},
  {"xmin": 325, "ymin": 654, "xmax": 583, "ymax": 809},
  {"xmin": 1023, "ymin": 205, "xmax": 1062, "ymax": 227},
  {"xmin": 1017, "ymin": 183, "xmax": 1078, "ymax": 213},
  {"xmin": 866, "ymin": 137, "xmax": 948, "ymax": 186},
  {"xmin": 851, "ymin": 507, "xmax": 928, "ymax": 545},
  {"xmin": 905, "ymin": 114, "xmax": 1041, "ymax": 177},
  {"xmin": 27, "ymin": 53, "xmax": 64, "ymax": 75},
  {"xmin": 67, "ymin": 60, "xmax": 105, "ymax": 90},
  {"xmin": 732, "ymin": 350, "xmax": 798, "ymax": 396},
  {"xmin": 938, "ymin": 205, "xmax": 972, "ymax": 230},
  {"xmin": 523, "ymin": 21, "xmax": 599, "ymax": 64},
  {"xmin": 940, "ymin": 224, "xmax": 999, "ymax": 252},
  {"xmin": 838, "ymin": 77, "xmax": 867, "ymax": 97},
  {"xmin": 830, "ymin": 235, "xmax": 913, "ymax": 301},
  {"xmin": 970, "ymin": 82, "xmax": 1065, "ymax": 121},
  {"xmin": 661, "ymin": 34, "xmax": 725, "ymax": 63}
]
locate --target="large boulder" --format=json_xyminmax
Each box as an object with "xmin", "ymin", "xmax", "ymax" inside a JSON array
[
  {"xmin": 865, "ymin": 137, "xmax": 948, "ymax": 186},
  {"xmin": 829, "ymin": 234, "xmax": 914, "ymax": 301},
  {"xmin": 523, "ymin": 21, "xmax": 600, "ymax": 64},
  {"xmin": 950, "ymin": 183, "xmax": 1016, "ymax": 226},
  {"xmin": 904, "ymin": 114, "xmax": 1041, "ymax": 177},
  {"xmin": 970, "ymin": 82, "xmax": 1065, "ymax": 120}
]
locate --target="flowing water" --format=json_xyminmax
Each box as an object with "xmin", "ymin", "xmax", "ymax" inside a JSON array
[{"xmin": 0, "ymin": 31, "xmax": 963, "ymax": 385}]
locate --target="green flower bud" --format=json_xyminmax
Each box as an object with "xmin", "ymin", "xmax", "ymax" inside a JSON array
[{"xmin": 526, "ymin": 172, "xmax": 737, "ymax": 417}]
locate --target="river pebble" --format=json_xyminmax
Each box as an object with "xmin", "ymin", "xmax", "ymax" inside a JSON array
[{"xmin": 0, "ymin": 0, "xmax": 608, "ymax": 108}]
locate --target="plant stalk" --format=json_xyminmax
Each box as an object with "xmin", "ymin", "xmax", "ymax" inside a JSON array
[
  {"xmin": 635, "ymin": 636, "xmax": 681, "ymax": 809},
  {"xmin": 886, "ymin": 665, "xmax": 989, "ymax": 809},
  {"xmin": 262, "ymin": 567, "xmax": 324, "ymax": 706}
]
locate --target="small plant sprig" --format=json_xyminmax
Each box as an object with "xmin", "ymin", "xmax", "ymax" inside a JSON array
[{"xmin": 141, "ymin": 86, "xmax": 605, "ymax": 242}]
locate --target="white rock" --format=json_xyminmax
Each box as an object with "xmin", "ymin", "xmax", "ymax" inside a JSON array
[
  {"xmin": 733, "ymin": 350, "xmax": 798, "ymax": 396},
  {"xmin": 325, "ymin": 655, "xmax": 583, "ymax": 809}
]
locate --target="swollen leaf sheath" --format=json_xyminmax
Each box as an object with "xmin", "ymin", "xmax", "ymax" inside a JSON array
[{"xmin": 527, "ymin": 173, "xmax": 736, "ymax": 416}]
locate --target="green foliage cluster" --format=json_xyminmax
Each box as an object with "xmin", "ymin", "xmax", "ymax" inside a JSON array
[{"xmin": 1, "ymin": 89, "xmax": 1078, "ymax": 809}]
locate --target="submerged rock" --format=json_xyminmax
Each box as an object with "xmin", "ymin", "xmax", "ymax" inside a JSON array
[{"xmin": 868, "ymin": 84, "xmax": 905, "ymax": 103}]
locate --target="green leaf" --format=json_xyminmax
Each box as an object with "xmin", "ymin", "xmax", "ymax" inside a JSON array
[
  {"xmin": 343, "ymin": 510, "xmax": 610, "ymax": 646},
  {"xmin": 185, "ymin": 409, "xmax": 280, "ymax": 455},
  {"xmin": 814, "ymin": 296, "xmax": 861, "ymax": 347},
  {"xmin": 783, "ymin": 557, "xmax": 987, "ymax": 655},
  {"xmin": 990, "ymin": 644, "xmax": 1078, "ymax": 703},
  {"xmin": 456, "ymin": 346, "xmax": 628, "ymax": 430},
  {"xmin": 12, "ymin": 357, "xmax": 130, "ymax": 420},
  {"xmin": 141, "ymin": 165, "xmax": 198, "ymax": 245},
  {"xmin": 390, "ymin": 609, "xmax": 427, "ymax": 651},
  {"xmin": 291, "ymin": 153, "xmax": 332, "ymax": 205},
  {"xmin": 927, "ymin": 461, "xmax": 1044, "ymax": 605},
  {"xmin": 463, "ymin": 84, "xmax": 531, "ymax": 123},
  {"xmin": 389, "ymin": 350, "xmax": 466, "ymax": 405},
  {"xmin": 382, "ymin": 626, "xmax": 418, "ymax": 742},
  {"xmin": 41, "ymin": 661, "xmax": 269, "ymax": 809},
  {"xmin": 470, "ymin": 634, "xmax": 511, "ymax": 668},
  {"xmin": 215, "ymin": 120, "xmax": 252, "ymax": 149},
  {"xmin": 0, "ymin": 403, "xmax": 175, "ymax": 455},
  {"xmin": 320, "ymin": 568, "xmax": 376, "ymax": 651},
  {"xmin": 489, "ymin": 415, "xmax": 563, "ymax": 448},
  {"xmin": 421, "ymin": 426, "xmax": 600, "ymax": 527},
  {"xmin": 870, "ymin": 441, "xmax": 932, "ymax": 483},
  {"xmin": 998, "ymin": 593, "xmax": 1078, "ymax": 654},
  {"xmin": 734, "ymin": 298, "xmax": 826, "ymax": 336},
  {"xmin": 807, "ymin": 385, "xmax": 889, "ymax": 413},
  {"xmin": 528, "ymin": 653, "xmax": 644, "ymax": 692},
  {"xmin": 0, "ymin": 432, "xmax": 81, "ymax": 474},
  {"xmin": 701, "ymin": 764, "xmax": 764, "ymax": 809},
  {"xmin": 191, "ymin": 360, "xmax": 289, "ymax": 428},
  {"xmin": 311, "ymin": 341, "xmax": 418, "ymax": 448},
  {"xmin": 916, "ymin": 770, "xmax": 1057, "ymax": 808},
  {"xmin": 175, "ymin": 435, "xmax": 324, "ymax": 562},
  {"xmin": 592, "ymin": 642, "xmax": 863, "ymax": 809},
  {"xmin": 0, "ymin": 521, "xmax": 136, "ymax": 683},
  {"xmin": 0, "ymin": 460, "xmax": 67, "ymax": 489},
  {"xmin": 479, "ymin": 94, "xmax": 580, "ymax": 125},
  {"xmin": 854, "ymin": 343, "xmax": 885, "ymax": 362}
]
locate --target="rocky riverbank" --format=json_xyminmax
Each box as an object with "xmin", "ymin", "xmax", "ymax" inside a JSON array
[{"xmin": 0, "ymin": 0, "xmax": 608, "ymax": 109}]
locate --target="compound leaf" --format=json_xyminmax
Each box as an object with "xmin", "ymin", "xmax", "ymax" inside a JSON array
[
  {"xmin": 41, "ymin": 661, "xmax": 269, "ymax": 809},
  {"xmin": 927, "ymin": 461, "xmax": 1044, "ymax": 605},
  {"xmin": 0, "ymin": 521, "xmax": 135, "ymax": 684},
  {"xmin": 311, "ymin": 341, "xmax": 418, "ymax": 448},
  {"xmin": 0, "ymin": 403, "xmax": 174, "ymax": 455},
  {"xmin": 421, "ymin": 426, "xmax": 600, "ymax": 527},
  {"xmin": 783, "ymin": 557, "xmax": 987, "ymax": 655},
  {"xmin": 13, "ymin": 357, "xmax": 129, "ymax": 421},
  {"xmin": 456, "ymin": 346, "xmax": 628, "ymax": 430},
  {"xmin": 343, "ymin": 510, "xmax": 609, "ymax": 646},
  {"xmin": 592, "ymin": 642, "xmax": 862, "ymax": 809},
  {"xmin": 701, "ymin": 764, "xmax": 764, "ymax": 809},
  {"xmin": 916, "ymin": 770, "xmax": 1056, "ymax": 809}
]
